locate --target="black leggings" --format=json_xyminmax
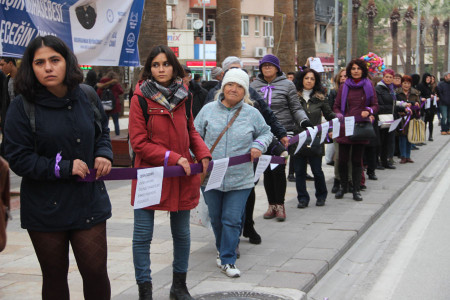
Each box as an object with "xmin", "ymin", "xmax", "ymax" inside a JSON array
[
  {"xmin": 338, "ymin": 144, "xmax": 365, "ymax": 191},
  {"xmin": 263, "ymin": 164, "xmax": 287, "ymax": 205},
  {"xmin": 28, "ymin": 222, "xmax": 110, "ymax": 300},
  {"xmin": 424, "ymin": 112, "xmax": 434, "ymax": 138}
]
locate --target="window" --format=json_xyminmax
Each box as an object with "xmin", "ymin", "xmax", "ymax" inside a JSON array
[
  {"xmin": 186, "ymin": 13, "xmax": 199, "ymax": 30},
  {"xmin": 320, "ymin": 24, "xmax": 327, "ymax": 43},
  {"xmin": 241, "ymin": 15, "xmax": 249, "ymax": 36},
  {"xmin": 255, "ymin": 16, "xmax": 260, "ymax": 37},
  {"xmin": 263, "ymin": 17, "xmax": 273, "ymax": 37}
]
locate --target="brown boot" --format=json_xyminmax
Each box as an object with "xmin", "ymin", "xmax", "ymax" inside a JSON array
[
  {"xmin": 275, "ymin": 204, "xmax": 286, "ymax": 222},
  {"xmin": 399, "ymin": 158, "xmax": 407, "ymax": 164},
  {"xmin": 263, "ymin": 205, "xmax": 277, "ymax": 219}
]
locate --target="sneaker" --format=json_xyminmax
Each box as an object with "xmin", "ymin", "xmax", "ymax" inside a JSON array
[
  {"xmin": 263, "ymin": 205, "xmax": 277, "ymax": 219},
  {"xmin": 216, "ymin": 252, "xmax": 221, "ymax": 268},
  {"xmin": 221, "ymin": 264, "xmax": 240, "ymax": 278}
]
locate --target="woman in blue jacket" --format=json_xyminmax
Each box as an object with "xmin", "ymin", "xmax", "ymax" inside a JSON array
[
  {"xmin": 3, "ymin": 36, "xmax": 113, "ymax": 299},
  {"xmin": 195, "ymin": 69, "xmax": 273, "ymax": 278}
]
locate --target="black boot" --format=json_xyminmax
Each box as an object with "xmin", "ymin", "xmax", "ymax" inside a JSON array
[
  {"xmin": 331, "ymin": 178, "xmax": 340, "ymax": 194},
  {"xmin": 335, "ymin": 183, "xmax": 348, "ymax": 199},
  {"xmin": 243, "ymin": 222, "xmax": 261, "ymax": 244},
  {"xmin": 170, "ymin": 272, "xmax": 194, "ymax": 300},
  {"xmin": 352, "ymin": 165, "xmax": 363, "ymax": 201},
  {"xmin": 353, "ymin": 190, "xmax": 363, "ymax": 201},
  {"xmin": 138, "ymin": 282, "xmax": 152, "ymax": 300}
]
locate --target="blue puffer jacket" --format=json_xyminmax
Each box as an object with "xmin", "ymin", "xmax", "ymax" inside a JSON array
[
  {"xmin": 4, "ymin": 86, "xmax": 113, "ymax": 232},
  {"xmin": 194, "ymin": 96, "xmax": 273, "ymax": 192}
]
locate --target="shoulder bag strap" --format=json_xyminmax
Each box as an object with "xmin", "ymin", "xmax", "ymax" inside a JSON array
[{"xmin": 209, "ymin": 106, "xmax": 242, "ymax": 154}]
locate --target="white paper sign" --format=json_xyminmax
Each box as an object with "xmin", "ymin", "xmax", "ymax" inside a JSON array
[
  {"xmin": 332, "ymin": 118, "xmax": 340, "ymax": 139},
  {"xmin": 134, "ymin": 167, "xmax": 164, "ymax": 209},
  {"xmin": 294, "ymin": 131, "xmax": 308, "ymax": 155},
  {"xmin": 433, "ymin": 95, "xmax": 437, "ymax": 106},
  {"xmin": 345, "ymin": 116, "xmax": 355, "ymax": 137},
  {"xmin": 205, "ymin": 158, "xmax": 229, "ymax": 191},
  {"xmin": 425, "ymin": 98, "xmax": 431, "ymax": 109},
  {"xmin": 389, "ymin": 118, "xmax": 402, "ymax": 132},
  {"xmin": 320, "ymin": 122, "xmax": 330, "ymax": 143},
  {"xmin": 254, "ymin": 155, "xmax": 272, "ymax": 182},
  {"xmin": 270, "ymin": 163, "xmax": 278, "ymax": 170},
  {"xmin": 307, "ymin": 127, "xmax": 318, "ymax": 146},
  {"xmin": 308, "ymin": 57, "xmax": 325, "ymax": 73}
]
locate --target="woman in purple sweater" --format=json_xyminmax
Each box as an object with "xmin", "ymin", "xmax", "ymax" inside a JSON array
[{"xmin": 333, "ymin": 59, "xmax": 378, "ymax": 201}]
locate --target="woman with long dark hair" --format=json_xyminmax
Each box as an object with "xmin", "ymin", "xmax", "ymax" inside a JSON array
[
  {"xmin": 128, "ymin": 45, "xmax": 211, "ymax": 300},
  {"xmin": 294, "ymin": 68, "xmax": 335, "ymax": 208},
  {"xmin": 333, "ymin": 59, "xmax": 378, "ymax": 201},
  {"xmin": 4, "ymin": 35, "xmax": 113, "ymax": 299}
]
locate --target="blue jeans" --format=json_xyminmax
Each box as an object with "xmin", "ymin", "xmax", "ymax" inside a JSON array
[
  {"xmin": 201, "ymin": 188, "xmax": 251, "ymax": 265},
  {"xmin": 440, "ymin": 105, "xmax": 449, "ymax": 132},
  {"xmin": 398, "ymin": 135, "xmax": 411, "ymax": 159},
  {"xmin": 293, "ymin": 155, "xmax": 327, "ymax": 204},
  {"xmin": 133, "ymin": 209, "xmax": 190, "ymax": 284},
  {"xmin": 107, "ymin": 112, "xmax": 120, "ymax": 135}
]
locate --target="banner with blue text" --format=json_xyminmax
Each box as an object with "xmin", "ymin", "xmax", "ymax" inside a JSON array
[{"xmin": 0, "ymin": 0, "xmax": 144, "ymax": 66}]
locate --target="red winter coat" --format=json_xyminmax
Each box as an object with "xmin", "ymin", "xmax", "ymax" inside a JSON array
[
  {"xmin": 128, "ymin": 81, "xmax": 211, "ymax": 211},
  {"xmin": 97, "ymin": 78, "xmax": 124, "ymax": 114},
  {"xmin": 333, "ymin": 83, "xmax": 378, "ymax": 144}
]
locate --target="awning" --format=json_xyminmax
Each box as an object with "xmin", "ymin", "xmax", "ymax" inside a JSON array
[{"xmin": 241, "ymin": 57, "xmax": 260, "ymax": 67}]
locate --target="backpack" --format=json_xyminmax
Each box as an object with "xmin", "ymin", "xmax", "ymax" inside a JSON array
[
  {"xmin": 100, "ymin": 87, "xmax": 115, "ymax": 111},
  {"xmin": 129, "ymin": 93, "xmax": 192, "ymax": 167},
  {"xmin": 22, "ymin": 84, "xmax": 103, "ymax": 148}
]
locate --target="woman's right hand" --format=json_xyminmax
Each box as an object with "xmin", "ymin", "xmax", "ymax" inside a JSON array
[
  {"xmin": 72, "ymin": 159, "xmax": 90, "ymax": 178},
  {"xmin": 177, "ymin": 157, "xmax": 191, "ymax": 176}
]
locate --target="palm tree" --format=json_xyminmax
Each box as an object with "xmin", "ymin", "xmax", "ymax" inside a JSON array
[
  {"xmin": 352, "ymin": 0, "xmax": 362, "ymax": 58},
  {"xmin": 444, "ymin": 18, "xmax": 449, "ymax": 73},
  {"xmin": 216, "ymin": 0, "xmax": 241, "ymax": 66},
  {"xmin": 390, "ymin": 8, "xmax": 401, "ymax": 73},
  {"xmin": 274, "ymin": 0, "xmax": 295, "ymax": 72},
  {"xmin": 404, "ymin": 6, "xmax": 414, "ymax": 75},
  {"xmin": 431, "ymin": 17, "xmax": 440, "ymax": 75},
  {"xmin": 366, "ymin": 0, "xmax": 377, "ymax": 52},
  {"xmin": 420, "ymin": 16, "xmax": 426, "ymax": 75},
  {"xmin": 297, "ymin": 0, "xmax": 316, "ymax": 67}
]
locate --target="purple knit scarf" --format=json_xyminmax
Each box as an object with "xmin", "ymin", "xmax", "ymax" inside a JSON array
[
  {"xmin": 340, "ymin": 78, "xmax": 374, "ymax": 114},
  {"xmin": 381, "ymin": 79, "xmax": 397, "ymax": 101}
]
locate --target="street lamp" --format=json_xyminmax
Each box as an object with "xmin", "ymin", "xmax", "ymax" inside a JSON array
[{"xmin": 202, "ymin": 0, "xmax": 210, "ymax": 80}]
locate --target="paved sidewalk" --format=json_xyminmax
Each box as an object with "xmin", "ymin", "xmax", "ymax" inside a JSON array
[{"xmin": 1, "ymin": 127, "xmax": 448, "ymax": 300}]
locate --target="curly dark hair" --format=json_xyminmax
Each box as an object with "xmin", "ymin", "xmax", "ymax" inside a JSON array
[
  {"xmin": 14, "ymin": 35, "xmax": 83, "ymax": 101},
  {"xmin": 345, "ymin": 59, "xmax": 369, "ymax": 79},
  {"xmin": 141, "ymin": 45, "xmax": 185, "ymax": 82},
  {"xmin": 294, "ymin": 68, "xmax": 322, "ymax": 94}
]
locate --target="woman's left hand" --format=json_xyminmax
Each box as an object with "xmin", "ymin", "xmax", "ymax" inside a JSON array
[
  {"xmin": 361, "ymin": 111, "xmax": 370, "ymax": 118},
  {"xmin": 201, "ymin": 158, "xmax": 211, "ymax": 175},
  {"xmin": 94, "ymin": 157, "xmax": 112, "ymax": 179},
  {"xmin": 250, "ymin": 148, "xmax": 262, "ymax": 162}
]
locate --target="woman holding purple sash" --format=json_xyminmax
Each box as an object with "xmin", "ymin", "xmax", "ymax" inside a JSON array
[{"xmin": 333, "ymin": 59, "xmax": 378, "ymax": 201}]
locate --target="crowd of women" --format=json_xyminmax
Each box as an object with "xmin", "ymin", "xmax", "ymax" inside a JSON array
[{"xmin": 1, "ymin": 34, "xmax": 448, "ymax": 300}]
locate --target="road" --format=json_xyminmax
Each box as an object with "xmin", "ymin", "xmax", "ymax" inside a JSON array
[{"xmin": 308, "ymin": 143, "xmax": 450, "ymax": 300}]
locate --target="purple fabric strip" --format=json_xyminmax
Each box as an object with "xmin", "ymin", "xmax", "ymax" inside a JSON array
[
  {"xmin": 164, "ymin": 151, "xmax": 170, "ymax": 168},
  {"xmin": 254, "ymin": 140, "xmax": 265, "ymax": 148},
  {"xmin": 260, "ymin": 86, "xmax": 275, "ymax": 107},
  {"xmin": 365, "ymin": 107, "xmax": 373, "ymax": 114},
  {"xmin": 78, "ymin": 153, "xmax": 286, "ymax": 182},
  {"xmin": 55, "ymin": 152, "xmax": 62, "ymax": 178}
]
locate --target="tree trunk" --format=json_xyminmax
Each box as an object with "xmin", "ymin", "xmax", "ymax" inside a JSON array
[
  {"xmin": 444, "ymin": 19, "xmax": 449, "ymax": 74},
  {"xmin": 420, "ymin": 17, "xmax": 425, "ymax": 75},
  {"xmin": 405, "ymin": 22, "xmax": 412, "ymax": 74},
  {"xmin": 351, "ymin": 0, "xmax": 361, "ymax": 59},
  {"xmin": 432, "ymin": 17, "xmax": 440, "ymax": 76},
  {"xmin": 216, "ymin": 0, "xmax": 241, "ymax": 67},
  {"xmin": 366, "ymin": 0, "xmax": 377, "ymax": 53},
  {"xmin": 274, "ymin": 0, "xmax": 295, "ymax": 72},
  {"xmin": 297, "ymin": 0, "xmax": 316, "ymax": 68},
  {"xmin": 390, "ymin": 8, "xmax": 400, "ymax": 73}
]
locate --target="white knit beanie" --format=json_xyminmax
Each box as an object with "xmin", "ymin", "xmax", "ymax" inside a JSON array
[{"xmin": 221, "ymin": 68, "xmax": 250, "ymax": 97}]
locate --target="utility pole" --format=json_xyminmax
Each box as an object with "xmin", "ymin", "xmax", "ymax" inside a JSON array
[
  {"xmin": 334, "ymin": 0, "xmax": 339, "ymax": 76},
  {"xmin": 346, "ymin": 0, "xmax": 352, "ymax": 64},
  {"xmin": 202, "ymin": 0, "xmax": 207, "ymax": 80},
  {"xmin": 415, "ymin": 0, "xmax": 420, "ymax": 74}
]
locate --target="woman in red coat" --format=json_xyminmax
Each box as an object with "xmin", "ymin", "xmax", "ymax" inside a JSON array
[
  {"xmin": 128, "ymin": 45, "xmax": 211, "ymax": 300},
  {"xmin": 97, "ymin": 71, "xmax": 124, "ymax": 135},
  {"xmin": 333, "ymin": 59, "xmax": 378, "ymax": 201}
]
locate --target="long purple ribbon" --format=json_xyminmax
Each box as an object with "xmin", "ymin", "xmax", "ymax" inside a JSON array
[
  {"xmin": 78, "ymin": 153, "xmax": 286, "ymax": 182},
  {"xmin": 55, "ymin": 152, "xmax": 62, "ymax": 178},
  {"xmin": 260, "ymin": 85, "xmax": 275, "ymax": 107}
]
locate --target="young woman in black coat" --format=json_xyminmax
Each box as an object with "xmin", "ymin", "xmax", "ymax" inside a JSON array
[{"xmin": 3, "ymin": 35, "xmax": 113, "ymax": 299}]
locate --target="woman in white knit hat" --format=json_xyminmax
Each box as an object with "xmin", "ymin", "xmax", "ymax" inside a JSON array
[{"xmin": 194, "ymin": 69, "xmax": 273, "ymax": 278}]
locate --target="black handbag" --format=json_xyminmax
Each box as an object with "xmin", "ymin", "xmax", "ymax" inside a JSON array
[{"xmin": 349, "ymin": 122, "xmax": 376, "ymax": 141}]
